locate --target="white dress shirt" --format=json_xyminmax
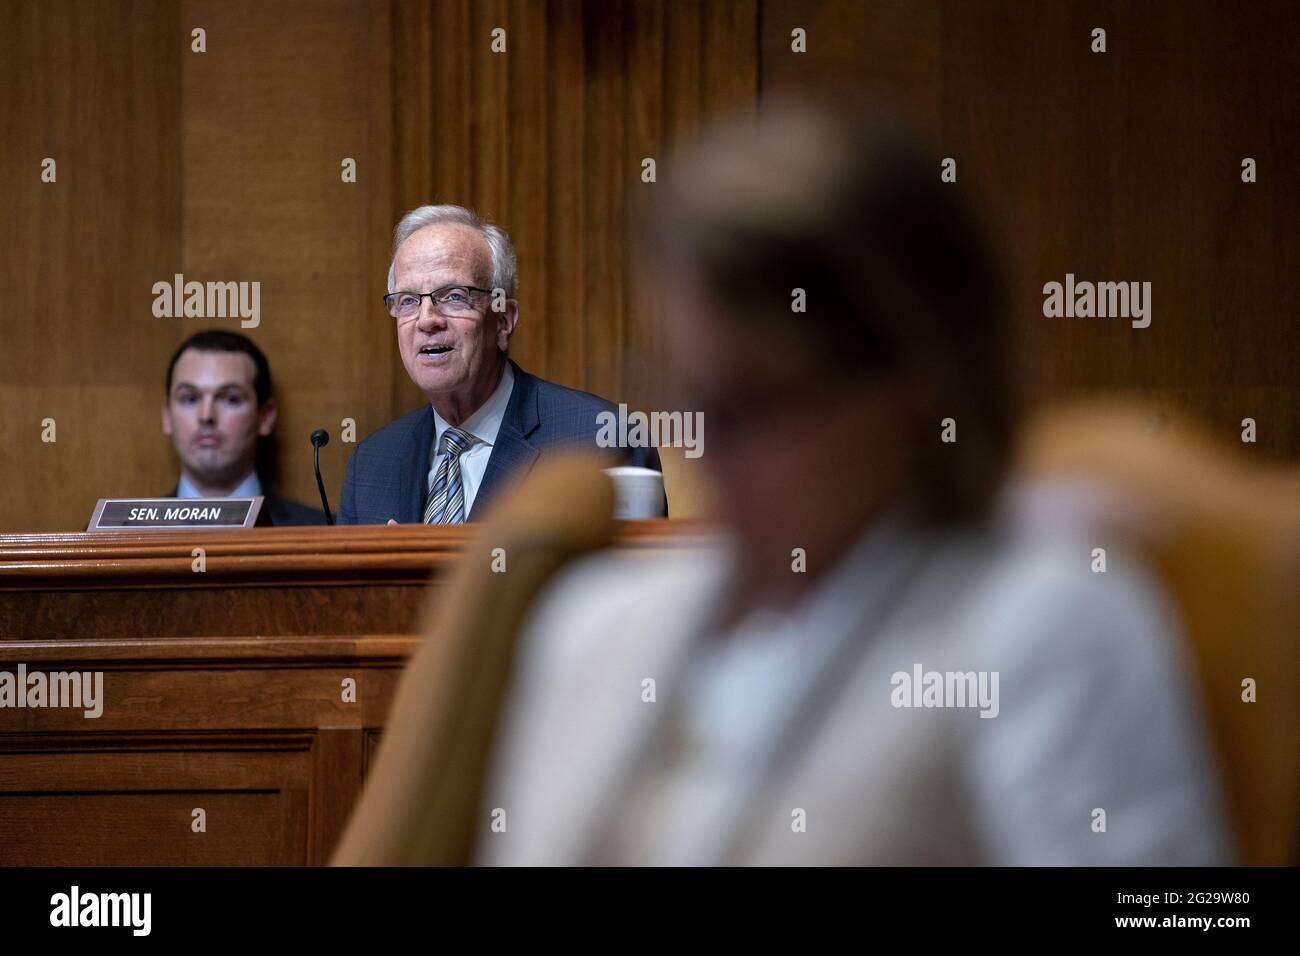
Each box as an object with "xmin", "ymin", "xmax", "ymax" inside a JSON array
[
  {"xmin": 177, "ymin": 470, "xmax": 262, "ymax": 498},
  {"xmin": 428, "ymin": 364, "xmax": 515, "ymax": 518}
]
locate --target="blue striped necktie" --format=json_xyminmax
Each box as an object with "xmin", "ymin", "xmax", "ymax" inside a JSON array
[{"xmin": 424, "ymin": 427, "xmax": 475, "ymax": 524}]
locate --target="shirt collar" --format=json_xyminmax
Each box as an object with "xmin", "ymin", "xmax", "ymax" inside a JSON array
[
  {"xmin": 432, "ymin": 363, "xmax": 515, "ymax": 450},
  {"xmin": 177, "ymin": 470, "xmax": 262, "ymax": 499}
]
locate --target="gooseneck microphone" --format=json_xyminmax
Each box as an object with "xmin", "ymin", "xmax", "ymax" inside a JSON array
[{"xmin": 310, "ymin": 429, "xmax": 335, "ymax": 525}]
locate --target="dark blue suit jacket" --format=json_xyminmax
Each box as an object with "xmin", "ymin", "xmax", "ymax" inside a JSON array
[{"xmin": 338, "ymin": 361, "xmax": 661, "ymax": 524}]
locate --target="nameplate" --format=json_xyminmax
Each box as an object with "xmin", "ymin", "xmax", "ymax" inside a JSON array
[{"xmin": 87, "ymin": 497, "xmax": 264, "ymax": 531}]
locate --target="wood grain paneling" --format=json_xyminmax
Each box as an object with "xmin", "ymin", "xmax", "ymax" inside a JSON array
[
  {"xmin": 0, "ymin": 740, "xmax": 313, "ymax": 866},
  {"xmin": 177, "ymin": 0, "xmax": 395, "ymax": 513},
  {"xmin": 0, "ymin": 0, "xmax": 183, "ymax": 532},
  {"xmin": 760, "ymin": 0, "xmax": 1300, "ymax": 460},
  {"xmin": 0, "ymin": 0, "xmax": 396, "ymax": 532},
  {"xmin": 5, "ymin": 0, "xmax": 1290, "ymax": 536},
  {"xmin": 0, "ymin": 520, "xmax": 707, "ymax": 865},
  {"xmin": 389, "ymin": 0, "xmax": 760, "ymax": 410}
]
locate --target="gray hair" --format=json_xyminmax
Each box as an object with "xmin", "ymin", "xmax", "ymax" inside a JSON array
[{"xmin": 386, "ymin": 204, "xmax": 518, "ymax": 297}]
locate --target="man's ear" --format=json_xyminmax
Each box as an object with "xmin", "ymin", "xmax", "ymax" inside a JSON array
[
  {"xmin": 497, "ymin": 299, "xmax": 520, "ymax": 352},
  {"xmin": 161, "ymin": 403, "xmax": 173, "ymax": 436},
  {"xmin": 257, "ymin": 397, "xmax": 278, "ymax": 437}
]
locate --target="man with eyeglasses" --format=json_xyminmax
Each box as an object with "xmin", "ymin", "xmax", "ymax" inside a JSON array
[{"xmin": 339, "ymin": 204, "xmax": 660, "ymax": 525}]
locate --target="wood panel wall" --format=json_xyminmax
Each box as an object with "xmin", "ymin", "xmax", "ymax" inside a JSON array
[
  {"xmin": 761, "ymin": 0, "xmax": 1299, "ymax": 462},
  {"xmin": 1, "ymin": 0, "xmax": 1294, "ymax": 532},
  {"xmin": 0, "ymin": 524, "xmax": 440, "ymax": 865},
  {"xmin": 0, "ymin": 521, "xmax": 687, "ymax": 865},
  {"xmin": 388, "ymin": 0, "xmax": 759, "ymax": 414},
  {"xmin": 1, "ymin": 0, "xmax": 397, "ymax": 533}
]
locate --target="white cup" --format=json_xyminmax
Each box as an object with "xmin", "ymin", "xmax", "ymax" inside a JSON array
[{"xmin": 604, "ymin": 466, "xmax": 666, "ymax": 519}]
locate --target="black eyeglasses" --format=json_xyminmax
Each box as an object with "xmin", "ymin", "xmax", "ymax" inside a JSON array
[{"xmin": 383, "ymin": 285, "xmax": 494, "ymax": 320}]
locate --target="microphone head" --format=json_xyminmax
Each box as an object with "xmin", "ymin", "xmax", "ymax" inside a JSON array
[{"xmin": 310, "ymin": 428, "xmax": 330, "ymax": 448}]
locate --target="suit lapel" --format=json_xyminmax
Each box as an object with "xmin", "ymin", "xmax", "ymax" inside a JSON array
[
  {"xmin": 399, "ymin": 405, "xmax": 437, "ymax": 523},
  {"xmin": 470, "ymin": 361, "xmax": 540, "ymax": 520}
]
